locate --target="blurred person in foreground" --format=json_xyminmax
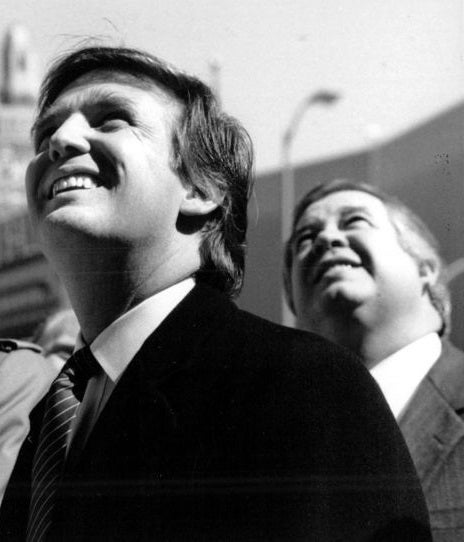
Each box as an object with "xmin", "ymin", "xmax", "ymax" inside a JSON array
[
  {"xmin": 0, "ymin": 338, "xmax": 58, "ymax": 506},
  {"xmin": 284, "ymin": 178, "xmax": 464, "ymax": 541},
  {"xmin": 1, "ymin": 48, "xmax": 431, "ymax": 541},
  {"xmin": 0, "ymin": 309, "xmax": 77, "ymax": 506},
  {"xmin": 33, "ymin": 308, "xmax": 79, "ymax": 372}
]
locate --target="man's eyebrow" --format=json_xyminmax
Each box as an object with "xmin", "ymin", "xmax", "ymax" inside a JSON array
[
  {"xmin": 291, "ymin": 204, "xmax": 373, "ymax": 239},
  {"xmin": 338, "ymin": 205, "xmax": 372, "ymax": 216},
  {"xmin": 31, "ymin": 109, "xmax": 60, "ymax": 139},
  {"xmin": 31, "ymin": 91, "xmax": 139, "ymax": 137},
  {"xmin": 292, "ymin": 221, "xmax": 321, "ymax": 241}
]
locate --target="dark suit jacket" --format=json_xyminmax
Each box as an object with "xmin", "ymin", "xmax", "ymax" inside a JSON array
[
  {"xmin": 1, "ymin": 284, "xmax": 431, "ymax": 541},
  {"xmin": 400, "ymin": 340, "xmax": 464, "ymax": 541}
]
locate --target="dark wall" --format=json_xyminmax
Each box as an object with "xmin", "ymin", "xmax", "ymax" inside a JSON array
[
  {"xmin": 238, "ymin": 170, "xmax": 282, "ymax": 323},
  {"xmin": 370, "ymin": 103, "xmax": 464, "ymax": 349},
  {"xmin": 239, "ymin": 102, "xmax": 464, "ymax": 351}
]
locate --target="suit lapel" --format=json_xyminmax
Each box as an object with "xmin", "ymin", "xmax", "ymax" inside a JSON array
[
  {"xmin": 67, "ymin": 283, "xmax": 235, "ymax": 473},
  {"xmin": 399, "ymin": 341, "xmax": 464, "ymax": 489}
]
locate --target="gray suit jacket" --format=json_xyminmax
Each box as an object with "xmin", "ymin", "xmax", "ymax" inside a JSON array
[{"xmin": 400, "ymin": 340, "xmax": 464, "ymax": 541}]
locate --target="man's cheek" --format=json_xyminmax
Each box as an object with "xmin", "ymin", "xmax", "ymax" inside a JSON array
[
  {"xmin": 25, "ymin": 162, "xmax": 39, "ymax": 207},
  {"xmin": 25, "ymin": 154, "xmax": 48, "ymax": 206}
]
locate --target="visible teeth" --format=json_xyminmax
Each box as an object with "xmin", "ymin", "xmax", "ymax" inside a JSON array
[
  {"xmin": 51, "ymin": 175, "xmax": 98, "ymax": 198},
  {"xmin": 316, "ymin": 262, "xmax": 357, "ymax": 282}
]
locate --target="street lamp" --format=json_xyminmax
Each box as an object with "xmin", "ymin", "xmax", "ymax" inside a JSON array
[
  {"xmin": 281, "ymin": 90, "xmax": 340, "ymax": 325},
  {"xmin": 208, "ymin": 57, "xmax": 222, "ymax": 107}
]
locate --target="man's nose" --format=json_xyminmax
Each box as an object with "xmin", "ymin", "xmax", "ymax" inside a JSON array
[
  {"xmin": 48, "ymin": 114, "xmax": 91, "ymax": 162},
  {"xmin": 313, "ymin": 225, "xmax": 348, "ymax": 253}
]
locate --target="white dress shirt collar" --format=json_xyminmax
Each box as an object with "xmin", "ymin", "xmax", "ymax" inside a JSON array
[
  {"xmin": 370, "ymin": 333, "xmax": 442, "ymax": 420},
  {"xmin": 76, "ymin": 277, "xmax": 195, "ymax": 383}
]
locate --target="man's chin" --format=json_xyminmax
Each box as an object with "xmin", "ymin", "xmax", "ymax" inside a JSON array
[
  {"xmin": 39, "ymin": 210, "xmax": 108, "ymax": 248},
  {"xmin": 320, "ymin": 281, "xmax": 367, "ymax": 309}
]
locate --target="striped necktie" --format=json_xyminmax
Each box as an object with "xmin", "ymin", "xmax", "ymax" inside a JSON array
[{"xmin": 26, "ymin": 346, "xmax": 99, "ymax": 542}]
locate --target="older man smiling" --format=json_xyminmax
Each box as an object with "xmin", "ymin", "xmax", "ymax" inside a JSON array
[{"xmin": 284, "ymin": 178, "xmax": 464, "ymax": 541}]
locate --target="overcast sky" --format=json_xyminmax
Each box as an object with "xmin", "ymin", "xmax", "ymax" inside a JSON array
[{"xmin": 1, "ymin": 0, "xmax": 463, "ymax": 172}]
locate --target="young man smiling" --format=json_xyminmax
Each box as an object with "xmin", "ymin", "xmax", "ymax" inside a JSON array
[
  {"xmin": 1, "ymin": 49, "xmax": 431, "ymax": 541},
  {"xmin": 284, "ymin": 178, "xmax": 464, "ymax": 540}
]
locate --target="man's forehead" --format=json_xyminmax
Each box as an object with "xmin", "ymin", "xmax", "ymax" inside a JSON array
[
  {"xmin": 299, "ymin": 189, "xmax": 386, "ymax": 221},
  {"xmin": 62, "ymin": 69, "xmax": 157, "ymax": 90},
  {"xmin": 35, "ymin": 68, "xmax": 181, "ymax": 132},
  {"xmin": 44, "ymin": 69, "xmax": 178, "ymax": 112}
]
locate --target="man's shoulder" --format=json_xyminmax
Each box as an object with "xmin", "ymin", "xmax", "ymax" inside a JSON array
[
  {"xmin": 0, "ymin": 338, "xmax": 57, "ymax": 389},
  {"xmin": 0, "ymin": 338, "xmax": 43, "ymax": 364},
  {"xmin": 234, "ymin": 306, "xmax": 360, "ymax": 364},
  {"xmin": 428, "ymin": 339, "xmax": 464, "ymax": 406},
  {"xmin": 400, "ymin": 338, "xmax": 464, "ymax": 445},
  {"xmin": 0, "ymin": 338, "xmax": 42, "ymax": 355},
  {"xmin": 224, "ymin": 306, "xmax": 385, "ymax": 407},
  {"xmin": 436, "ymin": 339, "xmax": 464, "ymax": 372},
  {"xmin": 163, "ymin": 283, "xmax": 369, "ymax": 389}
]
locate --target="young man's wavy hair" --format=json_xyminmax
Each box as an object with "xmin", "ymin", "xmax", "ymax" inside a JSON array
[
  {"xmin": 283, "ymin": 178, "xmax": 451, "ymax": 335},
  {"xmin": 36, "ymin": 46, "xmax": 254, "ymax": 298}
]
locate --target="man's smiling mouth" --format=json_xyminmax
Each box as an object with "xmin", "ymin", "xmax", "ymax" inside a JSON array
[
  {"xmin": 50, "ymin": 175, "xmax": 99, "ymax": 199},
  {"xmin": 313, "ymin": 259, "xmax": 362, "ymax": 284}
]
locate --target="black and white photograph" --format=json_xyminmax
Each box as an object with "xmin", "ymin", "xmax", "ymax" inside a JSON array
[{"xmin": 0, "ymin": 1, "xmax": 462, "ymax": 540}]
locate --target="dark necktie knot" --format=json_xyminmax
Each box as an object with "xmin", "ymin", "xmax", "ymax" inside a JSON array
[{"xmin": 64, "ymin": 346, "xmax": 100, "ymax": 400}]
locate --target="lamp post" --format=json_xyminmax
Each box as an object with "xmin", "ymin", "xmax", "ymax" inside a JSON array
[
  {"xmin": 208, "ymin": 58, "xmax": 222, "ymax": 107},
  {"xmin": 281, "ymin": 90, "xmax": 340, "ymax": 326}
]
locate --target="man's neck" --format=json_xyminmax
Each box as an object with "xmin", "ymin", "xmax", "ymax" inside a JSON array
[
  {"xmin": 358, "ymin": 307, "xmax": 442, "ymax": 368},
  {"xmin": 48, "ymin": 237, "xmax": 201, "ymax": 343},
  {"xmin": 302, "ymin": 308, "xmax": 442, "ymax": 370},
  {"xmin": 355, "ymin": 324, "xmax": 430, "ymax": 369}
]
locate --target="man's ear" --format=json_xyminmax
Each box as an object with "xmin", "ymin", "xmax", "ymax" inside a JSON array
[
  {"xmin": 419, "ymin": 258, "xmax": 439, "ymax": 288},
  {"xmin": 180, "ymin": 187, "xmax": 222, "ymax": 216}
]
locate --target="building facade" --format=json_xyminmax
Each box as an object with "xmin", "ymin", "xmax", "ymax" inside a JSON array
[{"xmin": 0, "ymin": 25, "xmax": 67, "ymax": 338}]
